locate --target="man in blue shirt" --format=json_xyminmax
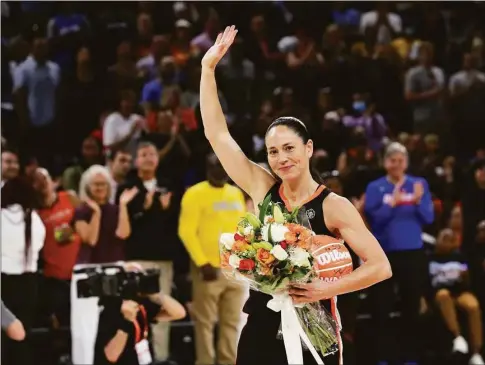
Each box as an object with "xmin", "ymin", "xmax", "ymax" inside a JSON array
[{"xmin": 364, "ymin": 142, "xmax": 434, "ymax": 365}]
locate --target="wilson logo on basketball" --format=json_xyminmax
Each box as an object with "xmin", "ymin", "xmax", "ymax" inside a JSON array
[{"xmin": 315, "ymin": 250, "xmax": 352, "ymax": 266}]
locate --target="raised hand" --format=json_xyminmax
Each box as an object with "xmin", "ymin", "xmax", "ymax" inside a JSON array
[
  {"xmin": 413, "ymin": 181, "xmax": 424, "ymax": 204},
  {"xmin": 119, "ymin": 187, "xmax": 139, "ymax": 205},
  {"xmin": 144, "ymin": 190, "xmax": 155, "ymax": 210},
  {"xmin": 201, "ymin": 25, "xmax": 238, "ymax": 70},
  {"xmin": 160, "ymin": 192, "xmax": 173, "ymax": 210}
]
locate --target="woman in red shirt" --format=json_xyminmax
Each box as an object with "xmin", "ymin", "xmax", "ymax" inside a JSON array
[{"xmin": 34, "ymin": 168, "xmax": 82, "ymax": 326}]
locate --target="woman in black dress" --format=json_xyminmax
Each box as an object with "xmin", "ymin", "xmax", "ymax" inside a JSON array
[{"xmin": 200, "ymin": 26, "xmax": 392, "ymax": 365}]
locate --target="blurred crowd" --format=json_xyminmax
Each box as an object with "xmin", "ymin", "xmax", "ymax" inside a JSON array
[{"xmin": 1, "ymin": 1, "xmax": 485, "ymax": 365}]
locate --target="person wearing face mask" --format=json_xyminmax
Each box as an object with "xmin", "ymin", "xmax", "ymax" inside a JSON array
[
  {"xmin": 342, "ymin": 93, "xmax": 388, "ymax": 153},
  {"xmin": 178, "ymin": 152, "xmax": 248, "ymax": 365},
  {"xmin": 364, "ymin": 142, "xmax": 434, "ymax": 364}
]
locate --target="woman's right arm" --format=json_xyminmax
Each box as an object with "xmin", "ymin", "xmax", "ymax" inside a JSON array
[
  {"xmin": 74, "ymin": 203, "xmax": 101, "ymax": 246},
  {"xmin": 200, "ymin": 26, "xmax": 275, "ymax": 197}
]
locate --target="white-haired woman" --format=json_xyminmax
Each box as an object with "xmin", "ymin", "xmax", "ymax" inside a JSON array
[{"xmin": 71, "ymin": 164, "xmax": 138, "ymax": 365}]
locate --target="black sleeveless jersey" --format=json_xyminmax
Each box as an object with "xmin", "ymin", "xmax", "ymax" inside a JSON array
[{"xmin": 243, "ymin": 182, "xmax": 336, "ymax": 315}]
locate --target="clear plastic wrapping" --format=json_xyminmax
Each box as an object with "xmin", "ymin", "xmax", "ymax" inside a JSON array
[{"xmin": 219, "ymin": 195, "xmax": 340, "ymax": 357}]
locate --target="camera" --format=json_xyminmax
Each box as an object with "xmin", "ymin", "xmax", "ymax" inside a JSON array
[{"xmin": 75, "ymin": 264, "xmax": 160, "ymax": 299}]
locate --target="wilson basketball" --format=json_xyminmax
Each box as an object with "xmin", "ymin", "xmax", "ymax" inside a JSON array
[{"xmin": 310, "ymin": 235, "xmax": 353, "ymax": 282}]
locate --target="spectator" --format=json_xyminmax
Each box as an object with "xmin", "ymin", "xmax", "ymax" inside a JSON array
[
  {"xmin": 342, "ymin": 93, "xmax": 388, "ymax": 152},
  {"xmin": 13, "ymin": 37, "xmax": 61, "ymax": 168},
  {"xmin": 404, "ymin": 42, "xmax": 445, "ymax": 135},
  {"xmin": 74, "ymin": 164, "xmax": 133, "ymax": 264},
  {"xmin": 179, "ymin": 153, "xmax": 248, "ymax": 365},
  {"xmin": 58, "ymin": 46, "xmax": 105, "ymax": 157},
  {"xmin": 115, "ymin": 142, "xmax": 175, "ymax": 363},
  {"xmin": 134, "ymin": 12, "xmax": 154, "ymax": 60},
  {"xmin": 1, "ymin": 177, "xmax": 46, "ymax": 365},
  {"xmin": 34, "ymin": 167, "xmax": 81, "ymax": 327},
  {"xmin": 142, "ymin": 110, "xmax": 191, "ymax": 186},
  {"xmin": 46, "ymin": 2, "xmax": 90, "ymax": 71},
  {"xmin": 1, "ymin": 300, "xmax": 26, "ymax": 341},
  {"xmin": 1, "ymin": 149, "xmax": 20, "ymax": 187},
  {"xmin": 364, "ymin": 142, "xmax": 434, "ymax": 364},
  {"xmin": 106, "ymin": 148, "xmax": 133, "ymax": 203},
  {"xmin": 360, "ymin": 2, "xmax": 402, "ymax": 46},
  {"xmin": 103, "ymin": 89, "xmax": 145, "ymax": 158},
  {"xmin": 70, "ymin": 165, "xmax": 136, "ymax": 365},
  {"xmin": 171, "ymin": 19, "xmax": 195, "ymax": 68},
  {"xmin": 62, "ymin": 135, "xmax": 104, "ymax": 192},
  {"xmin": 136, "ymin": 35, "xmax": 171, "ymax": 81},
  {"xmin": 428, "ymin": 228, "xmax": 484, "ymax": 365},
  {"xmin": 191, "ymin": 11, "xmax": 220, "ymax": 55},
  {"xmin": 449, "ymin": 53, "xmax": 485, "ymax": 160},
  {"xmin": 140, "ymin": 56, "xmax": 181, "ymax": 118},
  {"xmin": 107, "ymin": 41, "xmax": 140, "ymax": 94}
]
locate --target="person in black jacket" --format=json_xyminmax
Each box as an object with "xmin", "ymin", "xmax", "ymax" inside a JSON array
[
  {"xmin": 115, "ymin": 141, "xmax": 177, "ymax": 363},
  {"xmin": 93, "ymin": 265, "xmax": 186, "ymax": 365}
]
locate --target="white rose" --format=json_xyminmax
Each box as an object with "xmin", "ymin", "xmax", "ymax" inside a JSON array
[
  {"xmin": 271, "ymin": 224, "xmax": 289, "ymax": 242},
  {"xmin": 261, "ymin": 224, "xmax": 289, "ymax": 242},
  {"xmin": 290, "ymin": 247, "xmax": 311, "ymax": 268},
  {"xmin": 229, "ymin": 254, "xmax": 241, "ymax": 269},
  {"xmin": 271, "ymin": 245, "xmax": 289, "ymax": 261},
  {"xmin": 220, "ymin": 233, "xmax": 235, "ymax": 250},
  {"xmin": 243, "ymin": 225, "xmax": 253, "ymax": 236}
]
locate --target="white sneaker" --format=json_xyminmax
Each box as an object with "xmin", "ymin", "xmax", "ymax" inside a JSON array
[
  {"xmin": 453, "ymin": 336, "xmax": 469, "ymax": 354},
  {"xmin": 469, "ymin": 353, "xmax": 485, "ymax": 365}
]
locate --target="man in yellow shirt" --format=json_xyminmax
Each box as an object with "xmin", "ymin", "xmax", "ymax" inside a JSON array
[{"xmin": 179, "ymin": 153, "xmax": 247, "ymax": 365}]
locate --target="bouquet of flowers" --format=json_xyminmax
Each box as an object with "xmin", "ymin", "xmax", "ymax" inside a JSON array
[{"xmin": 220, "ymin": 195, "xmax": 339, "ymax": 364}]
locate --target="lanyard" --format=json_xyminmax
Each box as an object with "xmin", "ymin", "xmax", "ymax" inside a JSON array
[{"xmin": 133, "ymin": 305, "xmax": 148, "ymax": 344}]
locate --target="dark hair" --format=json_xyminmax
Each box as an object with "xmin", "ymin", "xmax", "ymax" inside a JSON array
[
  {"xmin": 265, "ymin": 116, "xmax": 324, "ymax": 184},
  {"xmin": 136, "ymin": 141, "xmax": 157, "ymax": 153},
  {"xmin": 108, "ymin": 147, "xmax": 131, "ymax": 162},
  {"xmin": 1, "ymin": 177, "xmax": 38, "ymax": 266}
]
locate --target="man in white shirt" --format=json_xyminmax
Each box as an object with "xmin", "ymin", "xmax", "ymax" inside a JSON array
[
  {"xmin": 102, "ymin": 90, "xmax": 145, "ymax": 159},
  {"xmin": 360, "ymin": 3, "xmax": 402, "ymax": 45},
  {"xmin": 449, "ymin": 53, "xmax": 485, "ymax": 97}
]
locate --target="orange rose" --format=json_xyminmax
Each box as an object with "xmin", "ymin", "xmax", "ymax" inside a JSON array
[
  {"xmin": 258, "ymin": 265, "xmax": 273, "ymax": 276},
  {"xmin": 284, "ymin": 231, "xmax": 298, "ymax": 244},
  {"xmin": 232, "ymin": 240, "xmax": 252, "ymax": 252},
  {"xmin": 256, "ymin": 248, "xmax": 276, "ymax": 266},
  {"xmin": 220, "ymin": 251, "xmax": 230, "ymax": 268}
]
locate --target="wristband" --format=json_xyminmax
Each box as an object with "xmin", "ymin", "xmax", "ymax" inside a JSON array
[{"xmin": 118, "ymin": 318, "xmax": 134, "ymax": 334}]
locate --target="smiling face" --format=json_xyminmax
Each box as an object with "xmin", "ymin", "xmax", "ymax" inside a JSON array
[
  {"xmin": 265, "ymin": 125, "xmax": 313, "ymax": 181},
  {"xmin": 88, "ymin": 172, "xmax": 110, "ymax": 202}
]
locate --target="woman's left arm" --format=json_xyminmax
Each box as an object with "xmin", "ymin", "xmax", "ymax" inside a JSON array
[{"xmin": 291, "ymin": 195, "xmax": 392, "ymax": 303}]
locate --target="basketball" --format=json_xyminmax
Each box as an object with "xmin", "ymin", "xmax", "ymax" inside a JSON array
[{"xmin": 310, "ymin": 235, "xmax": 353, "ymax": 282}]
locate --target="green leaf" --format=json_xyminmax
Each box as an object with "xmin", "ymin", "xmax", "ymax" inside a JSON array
[{"xmin": 258, "ymin": 194, "xmax": 272, "ymax": 224}]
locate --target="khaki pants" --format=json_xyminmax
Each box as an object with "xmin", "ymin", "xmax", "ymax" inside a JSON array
[
  {"xmin": 191, "ymin": 265, "xmax": 248, "ymax": 365},
  {"xmin": 135, "ymin": 260, "xmax": 173, "ymax": 362}
]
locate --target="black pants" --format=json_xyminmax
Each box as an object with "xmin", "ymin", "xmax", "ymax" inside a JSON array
[
  {"xmin": 369, "ymin": 249, "xmax": 426, "ymax": 363},
  {"xmin": 237, "ymin": 310, "xmax": 339, "ymax": 365},
  {"xmin": 40, "ymin": 277, "xmax": 71, "ymax": 327},
  {"xmin": 1, "ymin": 272, "xmax": 38, "ymax": 365}
]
